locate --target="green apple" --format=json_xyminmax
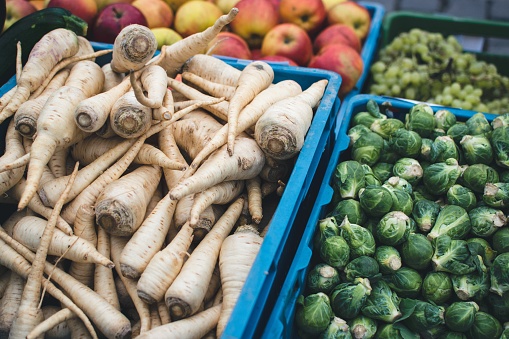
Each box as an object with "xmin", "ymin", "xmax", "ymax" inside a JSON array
[
  {"xmin": 151, "ymin": 27, "xmax": 183, "ymax": 49},
  {"xmin": 174, "ymin": 0, "xmax": 223, "ymax": 37}
]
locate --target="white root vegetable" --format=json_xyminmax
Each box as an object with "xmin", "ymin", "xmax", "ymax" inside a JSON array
[
  {"xmin": 181, "ymin": 71, "xmax": 236, "ymax": 100},
  {"xmin": 110, "ymin": 89, "xmax": 153, "ymax": 139},
  {"xmin": 94, "ymin": 227, "xmax": 120, "ymax": 311},
  {"xmin": 111, "ymin": 24, "xmax": 157, "ymax": 73},
  {"xmin": 101, "ymin": 63, "xmax": 125, "ymax": 91},
  {"xmin": 0, "ymin": 271, "xmax": 24, "ymax": 336},
  {"xmin": 0, "ymin": 119, "xmax": 26, "ymax": 196},
  {"xmin": 132, "ymin": 64, "xmax": 168, "ymax": 108},
  {"xmin": 246, "ymin": 176, "xmax": 263, "ymax": 223},
  {"xmin": 182, "ymin": 53, "xmax": 241, "ymax": 86}
]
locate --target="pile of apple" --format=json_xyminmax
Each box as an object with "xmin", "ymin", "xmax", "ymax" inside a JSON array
[{"xmin": 11, "ymin": 0, "xmax": 372, "ymax": 96}]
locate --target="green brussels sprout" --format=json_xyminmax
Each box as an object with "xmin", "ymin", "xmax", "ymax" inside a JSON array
[
  {"xmin": 348, "ymin": 315, "xmax": 377, "ymax": 339},
  {"xmin": 446, "ymin": 184, "xmax": 477, "ymax": 212},
  {"xmin": 352, "ymin": 112, "xmax": 383, "ymax": 128},
  {"xmin": 466, "ymin": 112, "xmax": 492, "ymax": 136},
  {"xmin": 376, "ymin": 211, "xmax": 413, "ymax": 246},
  {"xmin": 405, "ymin": 103, "xmax": 436, "ymax": 138},
  {"xmin": 491, "ymin": 126, "xmax": 509, "ymax": 169},
  {"xmin": 401, "ymin": 298, "xmax": 445, "ymax": 334},
  {"xmin": 372, "ymin": 162, "xmax": 393, "ymax": 183},
  {"xmin": 483, "ymin": 182, "xmax": 509, "ymax": 208},
  {"xmin": 375, "ymin": 323, "xmax": 419, "ymax": 339},
  {"xmin": 389, "ymin": 128, "xmax": 422, "ymax": 157},
  {"xmin": 461, "ymin": 163, "xmax": 500, "ymax": 193},
  {"xmin": 419, "ymin": 138, "xmax": 433, "ymax": 162},
  {"xmin": 439, "ymin": 331, "xmax": 468, "ymax": 339},
  {"xmin": 435, "ymin": 109, "xmax": 457, "ymax": 131},
  {"xmin": 490, "ymin": 252, "xmax": 509, "ymax": 296},
  {"xmin": 492, "ymin": 112, "xmax": 509, "ymax": 129},
  {"xmin": 411, "ymin": 199, "xmax": 441, "ymax": 232},
  {"xmin": 401, "ymin": 233, "xmax": 434, "ymax": 270},
  {"xmin": 366, "ymin": 99, "xmax": 384, "ymax": 118},
  {"xmin": 384, "ymin": 186, "xmax": 413, "ymax": 216},
  {"xmin": 488, "ymin": 292, "xmax": 509, "ymax": 323},
  {"xmin": 423, "ymin": 158, "xmax": 461, "ymax": 196},
  {"xmin": 502, "ymin": 325, "xmax": 509, "ymax": 339},
  {"xmin": 359, "ymin": 185, "xmax": 394, "ymax": 217},
  {"xmin": 430, "ymin": 128, "xmax": 447, "ymax": 140},
  {"xmin": 295, "ymin": 292, "xmax": 334, "ymax": 335},
  {"xmin": 459, "ymin": 134, "xmax": 493, "ymax": 165},
  {"xmin": 384, "ymin": 176, "xmax": 412, "ymax": 194},
  {"xmin": 392, "ymin": 158, "xmax": 423, "ymax": 186},
  {"xmin": 306, "ymin": 263, "xmax": 341, "ymax": 295},
  {"xmin": 422, "ymin": 272, "xmax": 453, "ymax": 305},
  {"xmin": 351, "ymin": 132, "xmax": 384, "ymax": 166},
  {"xmin": 383, "ymin": 267, "xmax": 423, "ymax": 298},
  {"xmin": 374, "ymin": 246, "xmax": 402, "ymax": 274},
  {"xmin": 361, "ymin": 280, "xmax": 402, "ymax": 323},
  {"xmin": 348, "ymin": 124, "xmax": 372, "ymax": 147},
  {"xmin": 319, "ymin": 235, "xmax": 350, "ymax": 270},
  {"xmin": 431, "ymin": 235, "xmax": 479, "ymax": 275},
  {"xmin": 320, "ymin": 317, "xmax": 353, "ymax": 339},
  {"xmin": 378, "ymin": 139, "xmax": 400, "ymax": 164},
  {"xmin": 447, "ymin": 123, "xmax": 470, "ymax": 144},
  {"xmin": 493, "ymin": 228, "xmax": 509, "ymax": 254},
  {"xmin": 314, "ymin": 217, "xmax": 340, "ymax": 250},
  {"xmin": 361, "ymin": 164, "xmax": 382, "ymax": 186},
  {"xmin": 430, "ymin": 136, "xmax": 460, "ymax": 163},
  {"xmin": 467, "ymin": 312, "xmax": 503, "ymax": 339},
  {"xmin": 466, "ymin": 237, "xmax": 497, "ymax": 264},
  {"xmin": 339, "ymin": 216, "xmax": 376, "ymax": 258},
  {"xmin": 328, "ymin": 199, "xmax": 367, "ymax": 226},
  {"xmin": 468, "ymin": 206, "xmax": 507, "ymax": 238},
  {"xmin": 427, "ymin": 205, "xmax": 471, "ymax": 240},
  {"xmin": 344, "ymin": 256, "xmax": 380, "ymax": 282},
  {"xmin": 334, "ymin": 160, "xmax": 366, "ymax": 199},
  {"xmin": 371, "ymin": 118, "xmax": 405, "ymax": 139},
  {"xmin": 444, "ymin": 301, "xmax": 479, "ymax": 332},
  {"xmin": 451, "ymin": 269, "xmax": 490, "ymax": 302},
  {"xmin": 330, "ymin": 278, "xmax": 372, "ymax": 320}
]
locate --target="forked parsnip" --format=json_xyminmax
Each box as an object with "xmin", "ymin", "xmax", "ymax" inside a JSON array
[
  {"xmin": 94, "ymin": 227, "xmax": 121, "ymax": 311},
  {"xmin": 110, "ymin": 24, "xmax": 157, "ymax": 73},
  {"xmin": 246, "ymin": 176, "xmax": 263, "ymax": 223},
  {"xmin": 0, "ymin": 120, "xmax": 26, "ymax": 196},
  {"xmin": 182, "ymin": 53, "xmax": 241, "ymax": 86},
  {"xmin": 110, "ymin": 89, "xmax": 153, "ymax": 139},
  {"xmin": 181, "ymin": 71, "xmax": 236, "ymax": 100},
  {"xmin": 132, "ymin": 64, "xmax": 168, "ymax": 108}
]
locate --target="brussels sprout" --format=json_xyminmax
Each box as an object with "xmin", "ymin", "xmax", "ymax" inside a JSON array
[
  {"xmin": 430, "ymin": 136, "xmax": 460, "ymax": 163},
  {"xmin": 447, "ymin": 123, "xmax": 469, "ymax": 144},
  {"xmin": 372, "ymin": 163, "xmax": 393, "ymax": 183},
  {"xmin": 435, "ymin": 109, "xmax": 457, "ymax": 131},
  {"xmin": 330, "ymin": 278, "xmax": 372, "ymax": 320},
  {"xmin": 361, "ymin": 280, "xmax": 402, "ymax": 323},
  {"xmin": 490, "ymin": 252, "xmax": 509, "ymax": 296},
  {"xmin": 401, "ymin": 233, "xmax": 434, "ymax": 270},
  {"xmin": 502, "ymin": 324, "xmax": 509, "ymax": 339},
  {"xmin": 492, "ymin": 112, "xmax": 509, "ymax": 129},
  {"xmin": 466, "ymin": 237, "xmax": 497, "ymax": 264},
  {"xmin": 431, "ymin": 235, "xmax": 480, "ymax": 275},
  {"xmin": 422, "ymin": 272, "xmax": 453, "ymax": 305},
  {"xmin": 451, "ymin": 269, "xmax": 490, "ymax": 302},
  {"xmin": 491, "ymin": 126, "xmax": 509, "ymax": 169},
  {"xmin": 371, "ymin": 119, "xmax": 405, "ymax": 139},
  {"xmin": 378, "ymin": 139, "xmax": 400, "ymax": 164},
  {"xmin": 468, "ymin": 206, "xmax": 507, "ymax": 237},
  {"xmin": 319, "ymin": 235, "xmax": 350, "ymax": 270},
  {"xmin": 446, "ymin": 184, "xmax": 477, "ymax": 212},
  {"xmin": 359, "ymin": 185, "xmax": 394, "ymax": 217},
  {"xmin": 374, "ymin": 246, "xmax": 402, "ymax": 274},
  {"xmin": 402, "ymin": 298, "xmax": 446, "ymax": 334},
  {"xmin": 363, "ymin": 218, "xmax": 379, "ymax": 235},
  {"xmin": 307, "ymin": 263, "xmax": 341, "ymax": 295},
  {"xmin": 328, "ymin": 199, "xmax": 367, "ymax": 226},
  {"xmin": 375, "ymin": 323, "xmax": 419, "ymax": 339},
  {"xmin": 348, "ymin": 124, "xmax": 372, "ymax": 147},
  {"xmin": 444, "ymin": 301, "xmax": 479, "ymax": 332},
  {"xmin": 383, "ymin": 186, "xmax": 414, "ymax": 216},
  {"xmin": 352, "ymin": 112, "xmax": 383, "ymax": 128},
  {"xmin": 389, "ymin": 128, "xmax": 422, "ymax": 157},
  {"xmin": 466, "ymin": 112, "xmax": 492, "ymax": 136},
  {"xmin": 339, "ymin": 217, "xmax": 376, "ymax": 258},
  {"xmin": 483, "ymin": 182, "xmax": 509, "ymax": 208},
  {"xmin": 376, "ymin": 211, "xmax": 413, "ymax": 246},
  {"xmin": 411, "ymin": 199, "xmax": 441, "ymax": 232},
  {"xmin": 384, "ymin": 176, "xmax": 412, "ymax": 194},
  {"xmin": 344, "ymin": 256, "xmax": 380, "ymax": 282},
  {"xmin": 427, "ymin": 205, "xmax": 471, "ymax": 240},
  {"xmin": 361, "ymin": 164, "xmax": 382, "ymax": 187},
  {"xmin": 351, "ymin": 132, "xmax": 385, "ymax": 166},
  {"xmin": 488, "ymin": 292, "xmax": 509, "ymax": 323},
  {"xmin": 295, "ymin": 293, "xmax": 334, "ymax": 335},
  {"xmin": 461, "ymin": 163, "xmax": 500, "ymax": 193},
  {"xmin": 419, "ymin": 138, "xmax": 433, "ymax": 162},
  {"xmin": 334, "ymin": 160, "xmax": 366, "ymax": 199},
  {"xmin": 423, "ymin": 158, "xmax": 461, "ymax": 196},
  {"xmin": 383, "ymin": 267, "xmax": 422, "ymax": 298},
  {"xmin": 314, "ymin": 217, "xmax": 340, "ymax": 250},
  {"xmin": 467, "ymin": 312, "xmax": 503, "ymax": 339},
  {"xmin": 366, "ymin": 99, "xmax": 384, "ymax": 118},
  {"xmin": 439, "ymin": 331, "xmax": 468, "ymax": 339},
  {"xmin": 320, "ymin": 317, "xmax": 353, "ymax": 339},
  {"xmin": 430, "ymin": 128, "xmax": 447, "ymax": 140},
  {"xmin": 405, "ymin": 103, "xmax": 436, "ymax": 138},
  {"xmin": 493, "ymin": 228, "xmax": 509, "ymax": 254},
  {"xmin": 348, "ymin": 315, "xmax": 377, "ymax": 339},
  {"xmin": 459, "ymin": 134, "xmax": 493, "ymax": 165},
  {"xmin": 392, "ymin": 158, "xmax": 423, "ymax": 186}
]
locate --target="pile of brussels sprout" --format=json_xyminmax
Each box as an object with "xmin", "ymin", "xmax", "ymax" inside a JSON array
[{"xmin": 294, "ymin": 100, "xmax": 509, "ymax": 339}]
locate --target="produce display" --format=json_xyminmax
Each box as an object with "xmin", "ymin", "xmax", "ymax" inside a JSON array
[
  {"xmin": 294, "ymin": 99, "xmax": 509, "ymax": 338},
  {"xmin": 0, "ymin": 8, "xmax": 334, "ymax": 337},
  {"xmin": 368, "ymin": 28, "xmax": 509, "ymax": 114}
]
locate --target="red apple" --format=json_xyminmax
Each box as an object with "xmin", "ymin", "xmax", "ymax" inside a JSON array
[
  {"xmin": 132, "ymin": 0, "xmax": 173, "ymax": 29},
  {"xmin": 327, "ymin": 1, "xmax": 371, "ymax": 41},
  {"xmin": 278, "ymin": 0, "xmax": 326, "ymax": 34},
  {"xmin": 92, "ymin": 3, "xmax": 147, "ymax": 44},
  {"xmin": 3, "ymin": 0, "xmax": 37, "ymax": 32},
  {"xmin": 313, "ymin": 23, "xmax": 361, "ymax": 53},
  {"xmin": 229, "ymin": 0, "xmax": 280, "ymax": 49},
  {"xmin": 308, "ymin": 43, "xmax": 363, "ymax": 97},
  {"xmin": 258, "ymin": 55, "xmax": 298, "ymax": 66},
  {"xmin": 174, "ymin": 1, "xmax": 223, "ymax": 37},
  {"xmin": 250, "ymin": 48, "xmax": 263, "ymax": 59},
  {"xmin": 207, "ymin": 31, "xmax": 252, "ymax": 59},
  {"xmin": 261, "ymin": 23, "xmax": 313, "ymax": 66},
  {"xmin": 47, "ymin": 0, "xmax": 98, "ymax": 27}
]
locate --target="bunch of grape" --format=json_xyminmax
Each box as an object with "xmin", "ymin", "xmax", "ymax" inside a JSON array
[{"xmin": 368, "ymin": 28, "xmax": 509, "ymax": 114}]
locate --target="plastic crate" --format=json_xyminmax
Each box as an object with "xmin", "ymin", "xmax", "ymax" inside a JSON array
[{"xmin": 262, "ymin": 93, "xmax": 498, "ymax": 338}]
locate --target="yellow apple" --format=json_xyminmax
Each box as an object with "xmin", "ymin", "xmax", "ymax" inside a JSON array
[
  {"xmin": 321, "ymin": 0, "xmax": 346, "ymax": 11},
  {"xmin": 214, "ymin": 0, "xmax": 240, "ymax": 14},
  {"xmin": 162, "ymin": 0, "xmax": 198, "ymax": 12},
  {"xmin": 132, "ymin": 0, "xmax": 173, "ymax": 28},
  {"xmin": 173, "ymin": 0, "xmax": 222, "ymax": 37},
  {"xmin": 151, "ymin": 27, "xmax": 183, "ymax": 49},
  {"xmin": 327, "ymin": 1, "xmax": 371, "ymax": 41}
]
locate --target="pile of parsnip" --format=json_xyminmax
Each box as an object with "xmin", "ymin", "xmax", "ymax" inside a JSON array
[{"xmin": 0, "ymin": 7, "xmax": 329, "ymax": 339}]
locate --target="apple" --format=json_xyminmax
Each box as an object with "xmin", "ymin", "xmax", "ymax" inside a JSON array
[
  {"xmin": 313, "ymin": 23, "xmax": 361, "ymax": 53},
  {"xmin": 321, "ymin": 0, "xmax": 346, "ymax": 11},
  {"xmin": 258, "ymin": 55, "xmax": 297, "ymax": 66},
  {"xmin": 308, "ymin": 43, "xmax": 363, "ymax": 96},
  {"xmin": 327, "ymin": 1, "xmax": 371, "ymax": 41},
  {"xmin": 47, "ymin": 0, "xmax": 98, "ymax": 27},
  {"xmin": 162, "ymin": 0, "xmax": 193, "ymax": 13},
  {"xmin": 95, "ymin": 0, "xmax": 133, "ymax": 12},
  {"xmin": 173, "ymin": 0, "xmax": 222, "ymax": 37},
  {"xmin": 229, "ymin": 0, "xmax": 279, "ymax": 50},
  {"xmin": 91, "ymin": 3, "xmax": 147, "ymax": 43},
  {"xmin": 3, "ymin": 0, "xmax": 37, "ymax": 32},
  {"xmin": 214, "ymin": 0, "xmax": 240, "ymax": 14},
  {"xmin": 207, "ymin": 31, "xmax": 252, "ymax": 59},
  {"xmin": 261, "ymin": 23, "xmax": 313, "ymax": 66},
  {"xmin": 151, "ymin": 27, "xmax": 182, "ymax": 49},
  {"xmin": 278, "ymin": 0, "xmax": 326, "ymax": 35},
  {"xmin": 29, "ymin": 1, "xmax": 46, "ymax": 10},
  {"xmin": 132, "ymin": 0, "xmax": 173, "ymax": 29},
  {"xmin": 250, "ymin": 48, "xmax": 263, "ymax": 59}
]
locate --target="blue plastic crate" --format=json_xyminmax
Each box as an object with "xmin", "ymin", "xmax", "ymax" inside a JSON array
[{"xmin": 262, "ymin": 93, "xmax": 499, "ymax": 338}]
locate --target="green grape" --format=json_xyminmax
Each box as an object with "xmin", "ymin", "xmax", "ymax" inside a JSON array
[
  {"xmin": 442, "ymin": 94, "xmax": 453, "ymax": 106},
  {"xmin": 460, "ymin": 101, "xmax": 473, "ymax": 110},
  {"xmin": 465, "ymin": 94, "xmax": 480, "ymax": 105},
  {"xmin": 469, "ymin": 61, "xmax": 484, "ymax": 75},
  {"xmin": 386, "ymin": 65, "xmax": 400, "ymax": 79},
  {"xmin": 391, "ymin": 84, "xmax": 402, "ymax": 96},
  {"xmin": 371, "ymin": 61, "xmax": 386, "ymax": 74},
  {"xmin": 450, "ymin": 83, "xmax": 462, "ymax": 96}
]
